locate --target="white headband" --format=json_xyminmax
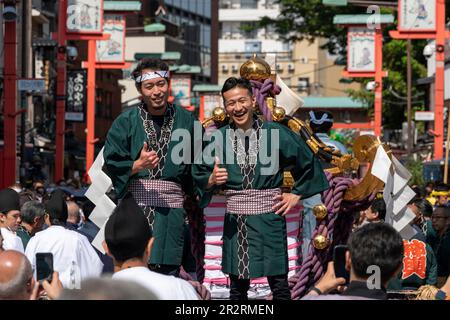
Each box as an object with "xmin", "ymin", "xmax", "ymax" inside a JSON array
[
  {"xmin": 134, "ymin": 71, "xmax": 170, "ymax": 83},
  {"xmin": 309, "ymin": 111, "xmax": 333, "ymax": 125}
]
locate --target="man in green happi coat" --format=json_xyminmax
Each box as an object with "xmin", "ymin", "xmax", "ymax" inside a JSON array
[
  {"xmin": 103, "ymin": 58, "xmax": 197, "ymax": 277},
  {"xmin": 193, "ymin": 77, "xmax": 329, "ymax": 299}
]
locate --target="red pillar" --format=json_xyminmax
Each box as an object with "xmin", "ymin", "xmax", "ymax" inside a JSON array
[
  {"xmin": 85, "ymin": 40, "xmax": 97, "ymax": 178},
  {"xmin": 2, "ymin": 18, "xmax": 17, "ymax": 188},
  {"xmin": 374, "ymin": 28, "xmax": 383, "ymax": 138},
  {"xmin": 55, "ymin": 0, "xmax": 68, "ymax": 182},
  {"xmin": 434, "ymin": 0, "xmax": 446, "ymax": 160}
]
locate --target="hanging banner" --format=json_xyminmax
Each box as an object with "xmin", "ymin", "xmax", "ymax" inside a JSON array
[
  {"xmin": 96, "ymin": 14, "xmax": 126, "ymax": 63},
  {"xmin": 398, "ymin": 0, "xmax": 436, "ymax": 32},
  {"xmin": 347, "ymin": 27, "xmax": 376, "ymax": 73},
  {"xmin": 66, "ymin": 70, "xmax": 87, "ymax": 122},
  {"xmin": 171, "ymin": 75, "xmax": 191, "ymax": 108},
  {"xmin": 66, "ymin": 0, "xmax": 104, "ymax": 34},
  {"xmin": 200, "ymin": 94, "xmax": 222, "ymax": 121}
]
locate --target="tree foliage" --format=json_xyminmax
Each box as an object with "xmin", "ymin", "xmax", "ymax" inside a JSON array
[{"xmin": 259, "ymin": 0, "xmax": 445, "ymax": 129}]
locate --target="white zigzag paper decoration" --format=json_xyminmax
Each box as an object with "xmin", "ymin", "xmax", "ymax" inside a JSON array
[
  {"xmin": 85, "ymin": 147, "xmax": 116, "ymax": 254},
  {"xmin": 371, "ymin": 145, "xmax": 417, "ymax": 239}
]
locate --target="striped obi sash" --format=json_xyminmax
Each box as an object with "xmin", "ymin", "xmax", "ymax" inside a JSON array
[
  {"xmin": 224, "ymin": 188, "xmax": 282, "ymax": 215},
  {"xmin": 128, "ymin": 179, "xmax": 185, "ymax": 208}
]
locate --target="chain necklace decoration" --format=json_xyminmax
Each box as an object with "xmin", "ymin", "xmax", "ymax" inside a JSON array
[
  {"xmin": 229, "ymin": 117, "xmax": 262, "ymax": 190},
  {"xmin": 138, "ymin": 102, "xmax": 175, "ymax": 179},
  {"xmin": 138, "ymin": 103, "xmax": 175, "ymax": 228}
]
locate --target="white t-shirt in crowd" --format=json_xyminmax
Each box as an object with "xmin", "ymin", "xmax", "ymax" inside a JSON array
[
  {"xmin": 112, "ymin": 266, "xmax": 199, "ymax": 300},
  {"xmin": 25, "ymin": 226, "xmax": 103, "ymax": 288},
  {"xmin": 1, "ymin": 227, "xmax": 24, "ymax": 253}
]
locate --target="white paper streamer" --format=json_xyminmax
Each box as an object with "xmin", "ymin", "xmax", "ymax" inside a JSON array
[
  {"xmin": 85, "ymin": 148, "xmax": 116, "ymax": 254},
  {"xmin": 371, "ymin": 146, "xmax": 417, "ymax": 238}
]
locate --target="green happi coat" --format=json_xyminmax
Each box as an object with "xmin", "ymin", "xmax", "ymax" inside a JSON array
[
  {"xmin": 103, "ymin": 104, "xmax": 197, "ymax": 266},
  {"xmin": 193, "ymin": 119, "xmax": 329, "ymax": 278}
]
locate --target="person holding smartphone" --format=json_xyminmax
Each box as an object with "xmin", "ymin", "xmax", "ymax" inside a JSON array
[
  {"xmin": 303, "ymin": 223, "xmax": 404, "ymax": 300},
  {"xmin": 0, "ymin": 250, "xmax": 62, "ymax": 300}
]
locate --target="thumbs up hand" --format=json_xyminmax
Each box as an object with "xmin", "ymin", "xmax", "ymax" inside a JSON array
[
  {"xmin": 131, "ymin": 142, "xmax": 160, "ymax": 175},
  {"xmin": 207, "ymin": 157, "xmax": 228, "ymax": 188}
]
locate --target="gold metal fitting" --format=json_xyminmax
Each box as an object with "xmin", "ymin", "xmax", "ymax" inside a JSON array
[
  {"xmin": 272, "ymin": 106, "xmax": 286, "ymax": 122},
  {"xmin": 212, "ymin": 107, "xmax": 226, "ymax": 122},
  {"xmin": 312, "ymin": 235, "xmax": 329, "ymax": 250}
]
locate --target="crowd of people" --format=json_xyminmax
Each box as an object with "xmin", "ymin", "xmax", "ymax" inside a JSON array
[{"xmin": 0, "ymin": 57, "xmax": 449, "ymax": 301}]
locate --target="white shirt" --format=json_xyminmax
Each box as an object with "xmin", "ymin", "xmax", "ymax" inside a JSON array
[
  {"xmin": 25, "ymin": 226, "xmax": 103, "ymax": 289},
  {"xmin": 1, "ymin": 227, "xmax": 24, "ymax": 253},
  {"xmin": 112, "ymin": 266, "xmax": 199, "ymax": 300}
]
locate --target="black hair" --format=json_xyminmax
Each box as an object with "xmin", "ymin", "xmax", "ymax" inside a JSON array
[
  {"xmin": 81, "ymin": 199, "xmax": 95, "ymax": 221},
  {"xmin": 412, "ymin": 198, "xmax": 434, "ymax": 218},
  {"xmin": 221, "ymin": 77, "xmax": 253, "ymax": 98},
  {"xmin": 433, "ymin": 205, "xmax": 450, "ymax": 218},
  {"xmin": 348, "ymin": 223, "xmax": 404, "ymax": 283},
  {"xmin": 20, "ymin": 201, "xmax": 46, "ymax": 225},
  {"xmin": 371, "ymin": 198, "xmax": 386, "ymax": 221},
  {"xmin": 434, "ymin": 183, "xmax": 449, "ymax": 192},
  {"xmin": 309, "ymin": 110, "xmax": 334, "ymax": 134},
  {"xmin": 131, "ymin": 58, "xmax": 169, "ymax": 90}
]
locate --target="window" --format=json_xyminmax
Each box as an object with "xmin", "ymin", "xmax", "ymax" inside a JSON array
[
  {"xmin": 241, "ymin": 0, "xmax": 258, "ymax": 9},
  {"xmin": 245, "ymin": 41, "xmax": 262, "ymax": 53},
  {"xmin": 297, "ymin": 78, "xmax": 310, "ymax": 92}
]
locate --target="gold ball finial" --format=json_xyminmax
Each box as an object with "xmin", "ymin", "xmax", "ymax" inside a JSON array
[
  {"xmin": 312, "ymin": 204, "xmax": 328, "ymax": 221},
  {"xmin": 313, "ymin": 235, "xmax": 329, "ymax": 250},
  {"xmin": 239, "ymin": 54, "xmax": 271, "ymax": 81},
  {"xmin": 212, "ymin": 107, "xmax": 226, "ymax": 123},
  {"xmin": 272, "ymin": 106, "xmax": 286, "ymax": 122}
]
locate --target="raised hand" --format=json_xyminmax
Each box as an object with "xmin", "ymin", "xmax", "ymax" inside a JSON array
[
  {"xmin": 207, "ymin": 157, "xmax": 228, "ymax": 188},
  {"xmin": 132, "ymin": 142, "xmax": 159, "ymax": 175}
]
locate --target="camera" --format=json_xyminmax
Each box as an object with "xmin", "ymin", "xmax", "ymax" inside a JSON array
[
  {"xmin": 423, "ymin": 44, "xmax": 435, "ymax": 59},
  {"xmin": 66, "ymin": 46, "xmax": 78, "ymax": 62}
]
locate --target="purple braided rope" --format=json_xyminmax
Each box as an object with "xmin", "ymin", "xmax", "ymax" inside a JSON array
[
  {"xmin": 291, "ymin": 172, "xmax": 366, "ymax": 299},
  {"xmin": 250, "ymin": 79, "xmax": 281, "ymax": 121}
]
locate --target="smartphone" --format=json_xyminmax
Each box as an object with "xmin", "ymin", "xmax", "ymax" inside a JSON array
[
  {"xmin": 333, "ymin": 245, "xmax": 350, "ymax": 284},
  {"xmin": 36, "ymin": 253, "xmax": 53, "ymax": 282}
]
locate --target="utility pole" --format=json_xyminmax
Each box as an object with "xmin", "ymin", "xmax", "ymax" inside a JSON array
[
  {"xmin": 406, "ymin": 39, "xmax": 413, "ymax": 155},
  {"xmin": 20, "ymin": 0, "xmax": 32, "ymax": 183}
]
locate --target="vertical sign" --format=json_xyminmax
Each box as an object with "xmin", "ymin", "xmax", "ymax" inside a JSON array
[
  {"xmin": 96, "ymin": 14, "xmax": 126, "ymax": 63},
  {"xmin": 201, "ymin": 94, "xmax": 222, "ymax": 121},
  {"xmin": 66, "ymin": 0, "xmax": 103, "ymax": 34},
  {"xmin": 66, "ymin": 70, "xmax": 87, "ymax": 121},
  {"xmin": 347, "ymin": 27, "xmax": 376, "ymax": 73},
  {"xmin": 171, "ymin": 75, "xmax": 191, "ymax": 108},
  {"xmin": 399, "ymin": 0, "xmax": 436, "ymax": 32}
]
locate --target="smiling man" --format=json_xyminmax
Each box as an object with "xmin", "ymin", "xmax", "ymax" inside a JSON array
[
  {"xmin": 193, "ymin": 77, "xmax": 328, "ymax": 300},
  {"xmin": 103, "ymin": 58, "xmax": 197, "ymax": 277}
]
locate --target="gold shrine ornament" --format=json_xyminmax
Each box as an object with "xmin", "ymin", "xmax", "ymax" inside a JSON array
[
  {"xmin": 312, "ymin": 204, "xmax": 328, "ymax": 221},
  {"xmin": 272, "ymin": 106, "xmax": 286, "ymax": 122},
  {"xmin": 212, "ymin": 107, "xmax": 227, "ymax": 122},
  {"xmin": 313, "ymin": 235, "xmax": 329, "ymax": 250},
  {"xmin": 240, "ymin": 54, "xmax": 272, "ymax": 81}
]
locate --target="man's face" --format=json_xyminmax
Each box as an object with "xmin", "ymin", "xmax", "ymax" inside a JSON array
[
  {"xmin": 364, "ymin": 207, "xmax": 378, "ymax": 222},
  {"xmin": 431, "ymin": 210, "xmax": 450, "ymax": 233},
  {"xmin": 408, "ymin": 203, "xmax": 422, "ymax": 223},
  {"xmin": 223, "ymin": 87, "xmax": 255, "ymax": 130},
  {"xmin": 0, "ymin": 210, "xmax": 22, "ymax": 232},
  {"xmin": 138, "ymin": 68, "xmax": 169, "ymax": 111},
  {"xmin": 437, "ymin": 195, "xmax": 448, "ymax": 206}
]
